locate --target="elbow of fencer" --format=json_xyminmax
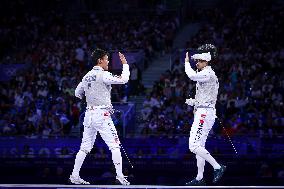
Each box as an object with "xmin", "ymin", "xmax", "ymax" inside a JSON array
[
  {"xmin": 188, "ymin": 75, "xmax": 199, "ymax": 81},
  {"xmin": 185, "ymin": 70, "xmax": 193, "ymax": 78},
  {"xmin": 186, "ymin": 74, "xmax": 195, "ymax": 80},
  {"xmin": 122, "ymin": 79, "xmax": 129, "ymax": 84},
  {"xmin": 187, "ymin": 72, "xmax": 195, "ymax": 78},
  {"xmin": 189, "ymin": 143, "xmax": 198, "ymax": 153},
  {"xmin": 188, "ymin": 75, "xmax": 194, "ymax": 80},
  {"xmin": 75, "ymin": 93, "xmax": 82, "ymax": 99},
  {"xmin": 121, "ymin": 76, "xmax": 129, "ymax": 84}
]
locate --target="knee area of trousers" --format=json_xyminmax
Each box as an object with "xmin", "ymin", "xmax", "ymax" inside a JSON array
[
  {"xmin": 80, "ymin": 148, "xmax": 91, "ymax": 154},
  {"xmin": 109, "ymin": 142, "xmax": 121, "ymax": 151},
  {"xmin": 189, "ymin": 143, "xmax": 198, "ymax": 153},
  {"xmin": 110, "ymin": 146, "xmax": 121, "ymax": 152}
]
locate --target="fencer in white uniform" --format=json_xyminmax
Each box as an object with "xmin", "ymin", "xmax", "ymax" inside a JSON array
[
  {"xmin": 70, "ymin": 49, "xmax": 130, "ymax": 185},
  {"xmin": 184, "ymin": 44, "xmax": 226, "ymax": 186}
]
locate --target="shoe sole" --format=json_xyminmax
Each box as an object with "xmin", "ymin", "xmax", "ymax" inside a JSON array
[
  {"xmin": 69, "ymin": 178, "xmax": 90, "ymax": 185},
  {"xmin": 185, "ymin": 180, "xmax": 206, "ymax": 186}
]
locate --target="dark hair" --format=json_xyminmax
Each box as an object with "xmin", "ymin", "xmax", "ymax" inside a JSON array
[
  {"xmin": 91, "ymin": 48, "xmax": 108, "ymax": 65},
  {"xmin": 197, "ymin": 44, "xmax": 218, "ymax": 61}
]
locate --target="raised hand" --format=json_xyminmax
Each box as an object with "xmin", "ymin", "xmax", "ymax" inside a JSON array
[
  {"xmin": 185, "ymin": 52, "xmax": 189, "ymax": 62},
  {"xmin": 118, "ymin": 52, "xmax": 127, "ymax": 64}
]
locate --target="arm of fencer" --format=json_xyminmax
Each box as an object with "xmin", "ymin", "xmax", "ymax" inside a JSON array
[
  {"xmin": 75, "ymin": 82, "xmax": 84, "ymax": 99},
  {"xmin": 103, "ymin": 64, "xmax": 130, "ymax": 84},
  {"xmin": 185, "ymin": 61, "xmax": 210, "ymax": 82}
]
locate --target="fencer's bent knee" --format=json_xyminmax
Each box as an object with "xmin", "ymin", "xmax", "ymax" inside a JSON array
[
  {"xmin": 189, "ymin": 142, "xmax": 199, "ymax": 153},
  {"xmin": 80, "ymin": 144, "xmax": 93, "ymax": 154},
  {"xmin": 79, "ymin": 148, "xmax": 90, "ymax": 154},
  {"xmin": 109, "ymin": 145, "xmax": 120, "ymax": 152}
]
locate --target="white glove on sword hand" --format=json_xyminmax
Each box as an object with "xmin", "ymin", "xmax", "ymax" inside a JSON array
[{"xmin": 185, "ymin": 98, "xmax": 195, "ymax": 106}]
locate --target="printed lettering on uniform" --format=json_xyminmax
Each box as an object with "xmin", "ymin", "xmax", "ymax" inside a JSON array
[
  {"xmin": 196, "ymin": 127, "xmax": 203, "ymax": 141},
  {"xmin": 84, "ymin": 75, "xmax": 97, "ymax": 82},
  {"xmin": 195, "ymin": 115, "xmax": 206, "ymax": 141},
  {"xmin": 111, "ymin": 74, "xmax": 120, "ymax": 78},
  {"xmin": 114, "ymin": 137, "xmax": 120, "ymax": 144},
  {"xmin": 109, "ymin": 124, "xmax": 120, "ymax": 144}
]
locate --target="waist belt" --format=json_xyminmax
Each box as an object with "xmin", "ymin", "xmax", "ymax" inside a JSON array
[
  {"xmin": 196, "ymin": 106, "xmax": 214, "ymax": 109},
  {"xmin": 86, "ymin": 105, "xmax": 112, "ymax": 110}
]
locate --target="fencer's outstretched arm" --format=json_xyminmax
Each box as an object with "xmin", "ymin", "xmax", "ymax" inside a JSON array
[
  {"xmin": 103, "ymin": 64, "xmax": 130, "ymax": 84},
  {"xmin": 75, "ymin": 82, "xmax": 84, "ymax": 99},
  {"xmin": 185, "ymin": 52, "xmax": 210, "ymax": 82},
  {"xmin": 103, "ymin": 52, "xmax": 130, "ymax": 84}
]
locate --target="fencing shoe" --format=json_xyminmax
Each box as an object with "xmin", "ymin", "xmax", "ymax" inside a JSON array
[
  {"xmin": 213, "ymin": 164, "xmax": 227, "ymax": 183},
  {"xmin": 185, "ymin": 178, "xmax": 206, "ymax": 186},
  {"xmin": 69, "ymin": 175, "xmax": 90, "ymax": 184},
  {"xmin": 116, "ymin": 175, "xmax": 130, "ymax": 185}
]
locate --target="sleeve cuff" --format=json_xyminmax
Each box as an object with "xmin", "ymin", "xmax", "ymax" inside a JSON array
[{"xmin": 123, "ymin": 64, "xmax": 129, "ymax": 69}]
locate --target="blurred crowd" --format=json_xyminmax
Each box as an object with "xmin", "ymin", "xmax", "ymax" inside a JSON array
[
  {"xmin": 140, "ymin": 1, "xmax": 284, "ymax": 138},
  {"xmin": 0, "ymin": 1, "xmax": 179, "ymax": 137},
  {"xmin": 1, "ymin": 0, "xmax": 283, "ymax": 139}
]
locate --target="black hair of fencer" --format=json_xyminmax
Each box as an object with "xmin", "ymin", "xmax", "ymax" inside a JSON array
[
  {"xmin": 91, "ymin": 48, "xmax": 109, "ymax": 65},
  {"xmin": 197, "ymin": 44, "xmax": 218, "ymax": 63}
]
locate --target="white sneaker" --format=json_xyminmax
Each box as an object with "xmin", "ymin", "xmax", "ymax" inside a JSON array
[
  {"xmin": 116, "ymin": 175, "xmax": 130, "ymax": 185},
  {"xmin": 69, "ymin": 175, "xmax": 90, "ymax": 184}
]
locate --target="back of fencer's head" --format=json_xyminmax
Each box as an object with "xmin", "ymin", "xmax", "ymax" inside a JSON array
[
  {"xmin": 197, "ymin": 44, "xmax": 218, "ymax": 61},
  {"xmin": 91, "ymin": 48, "xmax": 108, "ymax": 65}
]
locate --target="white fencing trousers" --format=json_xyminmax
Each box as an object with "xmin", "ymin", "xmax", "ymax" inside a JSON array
[
  {"xmin": 189, "ymin": 108, "xmax": 221, "ymax": 170},
  {"xmin": 72, "ymin": 108, "xmax": 124, "ymax": 177}
]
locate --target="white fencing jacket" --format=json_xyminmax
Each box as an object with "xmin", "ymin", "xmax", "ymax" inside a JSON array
[
  {"xmin": 185, "ymin": 61, "xmax": 219, "ymax": 108},
  {"xmin": 75, "ymin": 64, "xmax": 130, "ymax": 106}
]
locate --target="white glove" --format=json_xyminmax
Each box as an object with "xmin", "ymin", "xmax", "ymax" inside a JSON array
[{"xmin": 185, "ymin": 98, "xmax": 195, "ymax": 106}]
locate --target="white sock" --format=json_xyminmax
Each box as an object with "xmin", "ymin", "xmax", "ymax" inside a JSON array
[
  {"xmin": 194, "ymin": 147, "xmax": 221, "ymax": 169},
  {"xmin": 111, "ymin": 148, "xmax": 123, "ymax": 177},
  {"xmin": 196, "ymin": 155, "xmax": 205, "ymax": 180},
  {"xmin": 72, "ymin": 150, "xmax": 87, "ymax": 177}
]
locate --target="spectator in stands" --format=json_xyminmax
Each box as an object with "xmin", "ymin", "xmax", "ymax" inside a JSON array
[
  {"xmin": 0, "ymin": 7, "xmax": 180, "ymax": 138},
  {"xmin": 129, "ymin": 63, "xmax": 141, "ymax": 96},
  {"xmin": 38, "ymin": 147, "xmax": 51, "ymax": 158},
  {"xmin": 141, "ymin": 96, "xmax": 152, "ymax": 121},
  {"xmin": 56, "ymin": 146, "xmax": 73, "ymax": 158},
  {"xmin": 21, "ymin": 145, "xmax": 35, "ymax": 158}
]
